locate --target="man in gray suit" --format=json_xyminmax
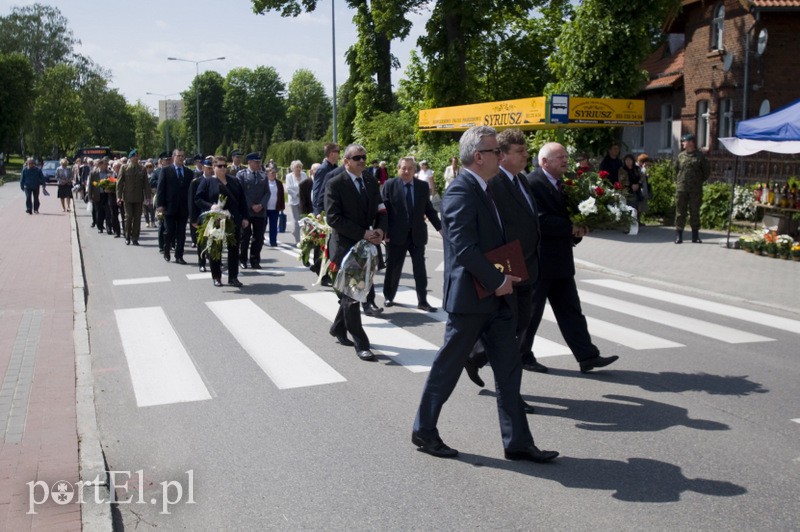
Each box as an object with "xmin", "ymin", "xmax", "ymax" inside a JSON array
[{"xmin": 411, "ymin": 126, "xmax": 558, "ymax": 463}]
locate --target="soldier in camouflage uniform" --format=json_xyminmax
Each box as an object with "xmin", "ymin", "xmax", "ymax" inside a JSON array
[{"xmin": 674, "ymin": 133, "xmax": 710, "ymax": 244}]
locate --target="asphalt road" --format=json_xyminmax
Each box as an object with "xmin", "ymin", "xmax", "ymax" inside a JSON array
[{"xmin": 77, "ymin": 207, "xmax": 800, "ymax": 530}]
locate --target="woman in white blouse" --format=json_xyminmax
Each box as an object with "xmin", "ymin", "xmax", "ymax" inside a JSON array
[{"xmin": 284, "ymin": 160, "xmax": 307, "ymax": 243}]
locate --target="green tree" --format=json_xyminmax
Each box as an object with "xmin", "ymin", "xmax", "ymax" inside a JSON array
[
  {"xmin": 0, "ymin": 3, "xmax": 78, "ymax": 74},
  {"xmin": 30, "ymin": 64, "xmax": 89, "ymax": 157},
  {"xmin": 222, "ymin": 66, "xmax": 285, "ymax": 152},
  {"xmin": 79, "ymin": 76, "xmax": 134, "ymax": 150},
  {"xmin": 285, "ymin": 69, "xmax": 331, "ymax": 141},
  {"xmin": 542, "ymin": 0, "xmax": 680, "ymax": 155},
  {"xmin": 129, "ymin": 102, "xmax": 160, "ymax": 158},
  {"xmin": 157, "ymin": 118, "xmax": 186, "ymax": 155},
  {"xmin": 182, "ymin": 70, "xmax": 226, "ymax": 155},
  {"xmin": 0, "ymin": 53, "xmax": 35, "ymax": 152}
]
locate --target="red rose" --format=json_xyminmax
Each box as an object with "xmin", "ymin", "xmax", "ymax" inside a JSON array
[
  {"xmin": 565, "ymin": 179, "xmax": 575, "ymax": 187},
  {"xmin": 594, "ymin": 186, "xmax": 605, "ymax": 197},
  {"xmin": 613, "ymin": 182, "xmax": 623, "ymax": 190},
  {"xmin": 576, "ymin": 168, "xmax": 586, "ymax": 176},
  {"xmin": 598, "ymin": 170, "xmax": 610, "ymax": 180}
]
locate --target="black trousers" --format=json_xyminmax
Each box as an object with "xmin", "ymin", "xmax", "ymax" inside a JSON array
[
  {"xmin": 413, "ymin": 301, "xmax": 535, "ymax": 451},
  {"xmin": 330, "ymin": 293, "xmax": 370, "ymax": 351},
  {"xmin": 24, "ymin": 186, "xmax": 41, "ymax": 212},
  {"xmin": 383, "ymin": 236, "xmax": 429, "ymax": 303},
  {"xmin": 104, "ymin": 198, "xmax": 121, "ymax": 236},
  {"xmin": 521, "ymin": 276, "xmax": 599, "ymax": 363},
  {"xmin": 240, "ymin": 216, "xmax": 266, "ymax": 264},
  {"xmin": 164, "ymin": 214, "xmax": 188, "ymax": 258},
  {"xmin": 468, "ymin": 282, "xmax": 534, "ymax": 368},
  {"xmin": 210, "ymin": 228, "xmax": 240, "ymax": 281},
  {"xmin": 92, "ymin": 199, "xmax": 105, "ymax": 229}
]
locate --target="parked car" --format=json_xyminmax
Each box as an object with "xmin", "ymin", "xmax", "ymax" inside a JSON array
[{"xmin": 42, "ymin": 160, "xmax": 60, "ymax": 183}]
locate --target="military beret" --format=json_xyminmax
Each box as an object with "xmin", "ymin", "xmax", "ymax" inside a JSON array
[
  {"xmin": 681, "ymin": 133, "xmax": 696, "ymax": 142},
  {"xmin": 159, "ymin": 151, "xmax": 170, "ymax": 159},
  {"xmin": 246, "ymin": 152, "xmax": 261, "ymax": 161},
  {"xmin": 128, "ymin": 149, "xmax": 138, "ymax": 158},
  {"xmin": 193, "ymin": 154, "xmax": 204, "ymax": 162}
]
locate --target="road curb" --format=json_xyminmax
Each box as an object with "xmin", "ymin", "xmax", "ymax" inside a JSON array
[{"xmin": 70, "ymin": 208, "xmax": 113, "ymax": 531}]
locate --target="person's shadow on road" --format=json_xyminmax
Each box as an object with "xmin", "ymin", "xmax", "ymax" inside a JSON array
[{"xmin": 456, "ymin": 454, "xmax": 747, "ymax": 502}]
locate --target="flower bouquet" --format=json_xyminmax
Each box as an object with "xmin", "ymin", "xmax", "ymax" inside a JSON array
[
  {"xmin": 196, "ymin": 195, "xmax": 236, "ymax": 262},
  {"xmin": 777, "ymin": 234, "xmax": 794, "ymax": 259},
  {"xmin": 298, "ymin": 213, "xmax": 332, "ymax": 284},
  {"xmin": 562, "ymin": 170, "xmax": 636, "ymax": 233},
  {"xmin": 332, "ymin": 239, "xmax": 379, "ymax": 303},
  {"xmin": 791, "ymin": 243, "xmax": 800, "ymax": 261},
  {"xmin": 98, "ymin": 177, "xmax": 117, "ymax": 194}
]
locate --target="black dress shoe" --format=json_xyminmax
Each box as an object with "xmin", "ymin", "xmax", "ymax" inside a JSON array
[
  {"xmin": 132, "ymin": 241, "xmax": 139, "ymax": 246},
  {"xmin": 332, "ymin": 334, "xmax": 354, "ymax": 347},
  {"xmin": 240, "ymin": 261, "xmax": 248, "ymax": 269},
  {"xmin": 229, "ymin": 279, "xmax": 244, "ymax": 288},
  {"xmin": 363, "ymin": 303, "xmax": 383, "ymax": 317},
  {"xmin": 523, "ymin": 402, "xmax": 536, "ymax": 414},
  {"xmin": 384, "ymin": 300, "xmax": 394, "ymax": 307},
  {"xmin": 321, "ymin": 275, "xmax": 332, "ymax": 287},
  {"xmin": 125, "ymin": 239, "xmax": 130, "ymax": 245},
  {"xmin": 114, "ymin": 234, "xmax": 121, "ymax": 238},
  {"xmin": 199, "ymin": 265, "xmax": 207, "ymax": 273},
  {"xmin": 579, "ymin": 355, "xmax": 620, "ymax": 373},
  {"xmin": 213, "ymin": 278, "xmax": 223, "ymax": 287},
  {"xmin": 356, "ymin": 349, "xmax": 376, "ymax": 361},
  {"xmin": 504, "ymin": 445, "xmax": 559, "ymax": 463},
  {"xmin": 175, "ymin": 257, "xmax": 188, "ymax": 265},
  {"xmin": 412, "ymin": 432, "xmax": 458, "ymax": 458},
  {"xmin": 464, "ymin": 361, "xmax": 485, "ymax": 388},
  {"xmin": 163, "ymin": 252, "xmax": 171, "ymax": 262},
  {"xmin": 522, "ymin": 360, "xmax": 549, "ymax": 373},
  {"xmin": 250, "ymin": 262, "xmax": 262, "ymax": 269},
  {"xmin": 417, "ymin": 302, "xmax": 437, "ymax": 312}
]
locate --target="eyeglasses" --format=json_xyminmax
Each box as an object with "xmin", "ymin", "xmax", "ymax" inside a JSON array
[
  {"xmin": 477, "ymin": 148, "xmax": 502, "ymax": 156},
  {"xmin": 215, "ymin": 164, "xmax": 227, "ymax": 168},
  {"xmin": 348, "ymin": 155, "xmax": 367, "ymax": 162}
]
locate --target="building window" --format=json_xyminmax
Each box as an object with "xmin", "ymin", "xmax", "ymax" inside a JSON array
[
  {"xmin": 660, "ymin": 103, "xmax": 673, "ymax": 150},
  {"xmin": 697, "ymin": 100, "xmax": 710, "ymax": 149},
  {"xmin": 711, "ymin": 4, "xmax": 725, "ymax": 51},
  {"xmin": 719, "ymin": 98, "xmax": 734, "ymax": 137}
]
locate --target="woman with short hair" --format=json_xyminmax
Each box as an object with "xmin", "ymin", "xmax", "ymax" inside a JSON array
[
  {"xmin": 285, "ymin": 160, "xmax": 307, "ymax": 243},
  {"xmin": 55, "ymin": 158, "xmax": 73, "ymax": 212}
]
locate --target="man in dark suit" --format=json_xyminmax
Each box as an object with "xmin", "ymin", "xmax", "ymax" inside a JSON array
[
  {"xmin": 412, "ymin": 126, "xmax": 558, "ymax": 463},
  {"xmin": 312, "ymin": 143, "xmax": 340, "ymax": 216},
  {"xmin": 523, "ymin": 142, "xmax": 619, "ymax": 373},
  {"xmin": 464, "ymin": 128, "xmax": 547, "ymax": 389},
  {"xmin": 324, "ymin": 144, "xmax": 388, "ymax": 361},
  {"xmin": 189, "ymin": 157, "xmax": 212, "ymax": 271},
  {"xmin": 381, "ymin": 156, "xmax": 442, "ymax": 311},
  {"xmin": 156, "ymin": 148, "xmax": 192, "ymax": 264}
]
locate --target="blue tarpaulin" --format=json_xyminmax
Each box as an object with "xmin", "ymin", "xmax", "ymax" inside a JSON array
[{"xmin": 719, "ymin": 98, "xmax": 800, "ymax": 156}]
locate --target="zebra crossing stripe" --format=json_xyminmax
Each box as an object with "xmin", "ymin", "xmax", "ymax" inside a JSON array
[
  {"xmin": 542, "ymin": 306, "xmax": 684, "ymax": 350},
  {"xmin": 584, "ymin": 279, "xmax": 800, "ymax": 335},
  {"xmin": 113, "ymin": 276, "xmax": 170, "ymax": 286},
  {"xmin": 435, "ymin": 261, "xmax": 445, "ymax": 272},
  {"xmin": 115, "ymin": 307, "xmax": 212, "ymax": 407},
  {"xmin": 292, "ymin": 292, "xmax": 438, "ymax": 373},
  {"xmin": 206, "ymin": 299, "xmax": 346, "ymax": 389},
  {"xmin": 578, "ymin": 290, "xmax": 774, "ymax": 344},
  {"xmin": 385, "ymin": 287, "xmax": 572, "ymax": 358}
]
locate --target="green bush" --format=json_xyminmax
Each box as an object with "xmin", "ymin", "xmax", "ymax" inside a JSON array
[
  {"xmin": 646, "ymin": 159, "xmax": 676, "ymax": 219},
  {"xmin": 699, "ymin": 182, "xmax": 732, "ymax": 229},
  {"xmin": 412, "ymin": 141, "xmax": 460, "ymax": 196},
  {"xmin": 266, "ymin": 140, "xmax": 324, "ymax": 168}
]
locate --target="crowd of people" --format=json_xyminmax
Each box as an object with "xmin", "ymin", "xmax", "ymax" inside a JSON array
[{"xmin": 16, "ymin": 127, "xmax": 712, "ymax": 463}]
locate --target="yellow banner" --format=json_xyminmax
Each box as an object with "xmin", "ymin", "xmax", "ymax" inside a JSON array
[
  {"xmin": 418, "ymin": 97, "xmax": 547, "ymax": 131},
  {"xmin": 568, "ymin": 97, "xmax": 644, "ymax": 125}
]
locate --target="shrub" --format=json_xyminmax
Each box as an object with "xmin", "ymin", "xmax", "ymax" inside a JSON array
[
  {"xmin": 699, "ymin": 182, "xmax": 732, "ymax": 229},
  {"xmin": 266, "ymin": 140, "xmax": 324, "ymax": 169},
  {"xmin": 411, "ymin": 141, "xmax": 460, "ymax": 196},
  {"xmin": 645, "ymin": 159, "xmax": 676, "ymax": 219},
  {"xmin": 732, "ymin": 185, "xmax": 757, "ymax": 221}
]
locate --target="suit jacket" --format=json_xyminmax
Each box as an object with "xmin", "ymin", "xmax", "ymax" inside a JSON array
[
  {"xmin": 525, "ymin": 168, "xmax": 580, "ymax": 279},
  {"xmin": 440, "ymin": 170, "xmax": 509, "ymax": 314},
  {"xmin": 382, "ymin": 177, "xmax": 442, "ymax": 247},
  {"xmin": 195, "ymin": 177, "xmax": 249, "ymax": 227},
  {"xmin": 156, "ymin": 164, "xmax": 193, "ymax": 218},
  {"xmin": 312, "ymin": 159, "xmax": 338, "ymax": 215},
  {"xmin": 324, "ymin": 169, "xmax": 387, "ymax": 267},
  {"xmin": 488, "ymin": 169, "xmax": 540, "ymax": 285}
]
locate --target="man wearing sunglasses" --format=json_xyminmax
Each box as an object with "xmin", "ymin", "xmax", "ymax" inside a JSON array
[
  {"xmin": 324, "ymin": 145, "xmax": 388, "ymax": 361},
  {"xmin": 412, "ymin": 125, "xmax": 558, "ymax": 463}
]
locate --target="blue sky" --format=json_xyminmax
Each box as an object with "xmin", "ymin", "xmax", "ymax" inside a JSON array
[{"xmin": 1, "ymin": 0, "xmax": 429, "ymax": 114}]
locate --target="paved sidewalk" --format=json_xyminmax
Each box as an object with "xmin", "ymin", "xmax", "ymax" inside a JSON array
[
  {"xmin": 572, "ymin": 224, "xmax": 800, "ymax": 314},
  {"xmin": 0, "ymin": 185, "xmax": 109, "ymax": 531}
]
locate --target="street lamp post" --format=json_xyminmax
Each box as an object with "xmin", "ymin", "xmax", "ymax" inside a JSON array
[
  {"xmin": 167, "ymin": 56, "xmax": 225, "ymax": 155},
  {"xmin": 146, "ymin": 91, "xmax": 179, "ymax": 154},
  {"xmin": 331, "ymin": 0, "xmax": 337, "ymax": 143}
]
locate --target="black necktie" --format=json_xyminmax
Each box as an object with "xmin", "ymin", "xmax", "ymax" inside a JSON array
[
  {"xmin": 356, "ymin": 177, "xmax": 368, "ymax": 207},
  {"xmin": 177, "ymin": 166, "xmax": 183, "ymax": 184},
  {"xmin": 513, "ymin": 175, "xmax": 533, "ymax": 214},
  {"xmin": 405, "ymin": 183, "xmax": 414, "ymax": 221}
]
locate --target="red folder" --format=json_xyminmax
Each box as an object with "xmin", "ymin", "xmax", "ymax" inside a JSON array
[{"xmin": 473, "ymin": 239, "xmax": 528, "ymax": 299}]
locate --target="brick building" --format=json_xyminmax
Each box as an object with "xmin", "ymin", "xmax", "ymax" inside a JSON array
[{"xmin": 624, "ymin": 0, "xmax": 800, "ymax": 180}]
